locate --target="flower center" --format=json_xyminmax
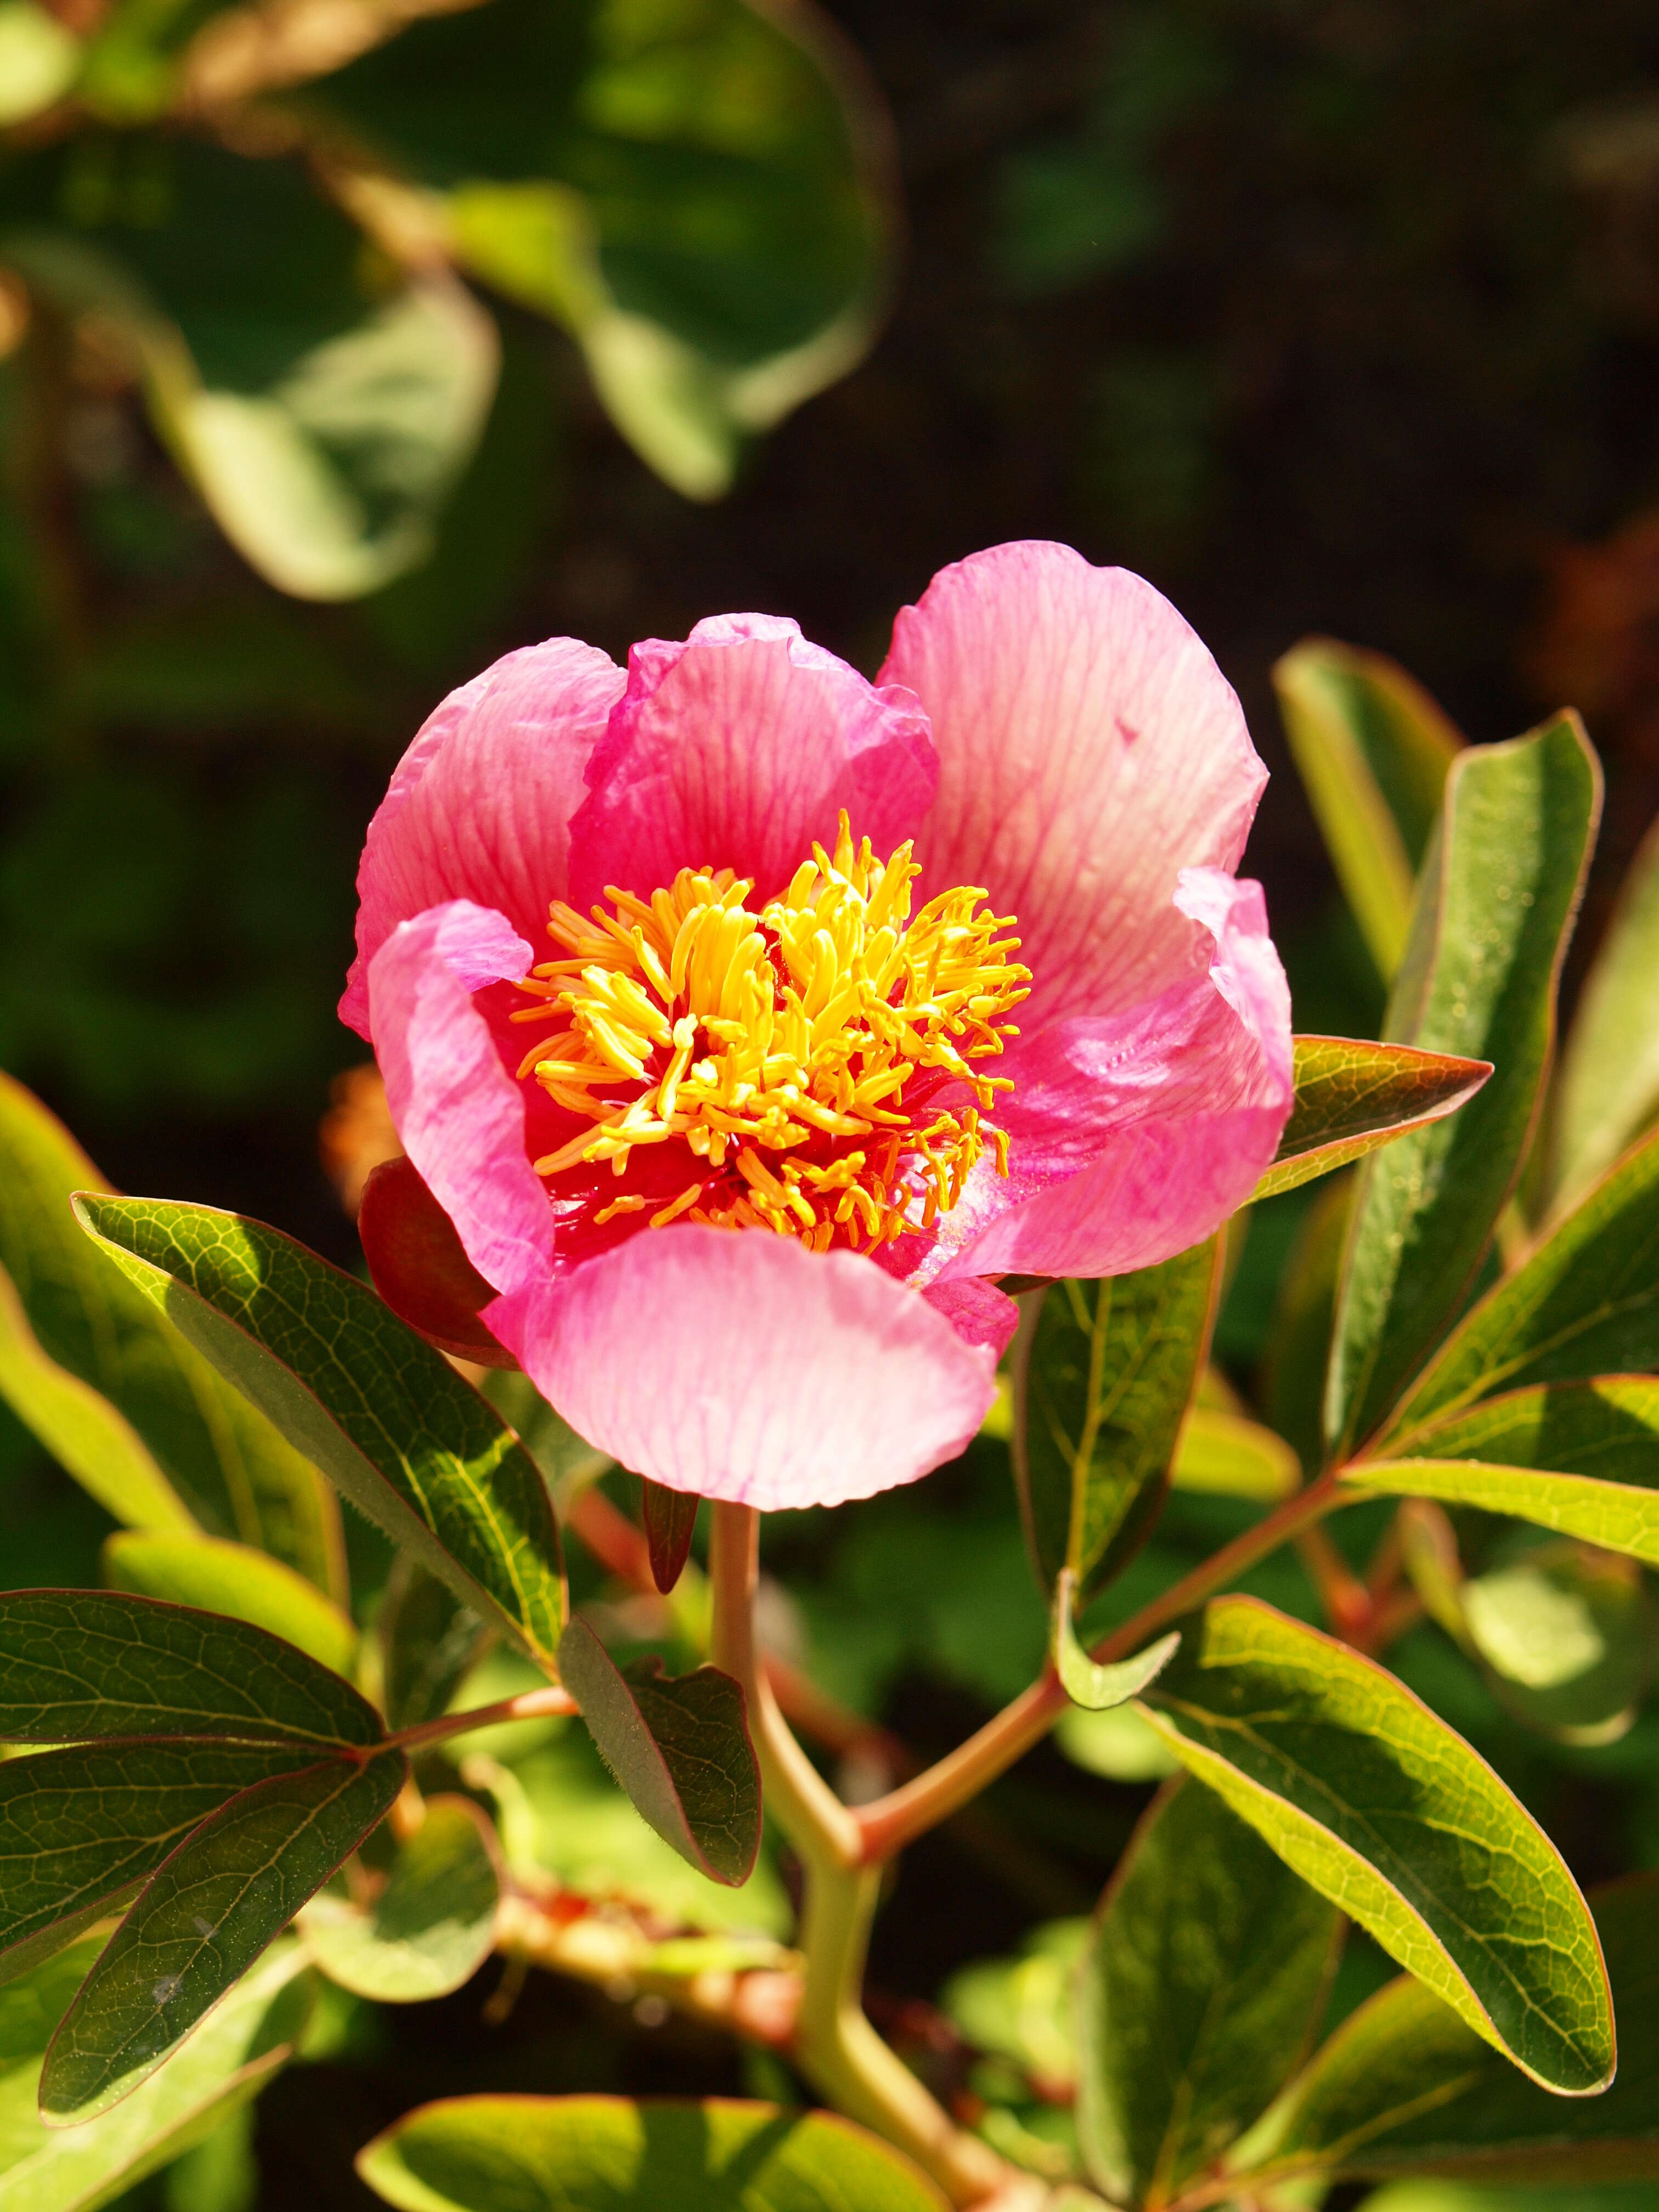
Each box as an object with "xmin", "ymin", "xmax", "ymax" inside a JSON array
[{"xmin": 511, "ymin": 815, "xmax": 1030, "ymax": 1252}]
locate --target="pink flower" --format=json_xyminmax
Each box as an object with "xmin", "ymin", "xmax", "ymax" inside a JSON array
[{"xmin": 341, "ymin": 543, "xmax": 1293, "ymax": 1511}]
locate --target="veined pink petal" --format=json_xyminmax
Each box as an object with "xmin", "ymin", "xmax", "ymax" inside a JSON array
[
  {"xmin": 342, "ymin": 639, "xmax": 624, "ymax": 1038},
  {"xmin": 881, "ymin": 542, "xmax": 1266, "ymax": 1029},
  {"xmin": 484, "ymin": 1225, "xmax": 998, "ymax": 1510},
  {"xmin": 568, "ymin": 614, "xmax": 938, "ymax": 911},
  {"xmin": 922, "ymin": 1275, "xmax": 1020, "ymax": 1358},
  {"xmin": 939, "ymin": 870, "xmax": 1294, "ymax": 1281},
  {"xmin": 368, "ymin": 901, "xmax": 554, "ymax": 1297}
]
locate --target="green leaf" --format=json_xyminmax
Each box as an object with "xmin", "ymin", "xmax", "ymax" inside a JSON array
[
  {"xmin": 1013, "ymin": 1240, "xmax": 1223, "ymax": 1601},
  {"xmin": 556, "ymin": 1619, "xmax": 760, "ymax": 1888},
  {"xmin": 0, "ymin": 1741, "xmax": 326, "ymax": 1985},
  {"xmin": 1382, "ymin": 1133, "xmax": 1659, "ymax": 1443},
  {"xmin": 1551, "ymin": 811, "xmax": 1659, "ymax": 1207},
  {"xmin": 0, "ymin": 1589, "xmax": 381, "ymax": 1751},
  {"xmin": 357, "ymin": 2095, "xmax": 951, "ymax": 2212},
  {"xmin": 1075, "ymin": 1776, "xmax": 1339, "ymax": 2205},
  {"xmin": 1252, "ymin": 1037, "xmax": 1491, "ymax": 1204},
  {"xmin": 1249, "ymin": 1877, "xmax": 1659, "ymax": 2185},
  {"xmin": 1052, "ymin": 1572, "xmax": 1179, "ymax": 1712},
  {"xmin": 0, "ymin": 1937, "xmax": 310, "ymax": 2212},
  {"xmin": 0, "ymin": 3, "xmax": 80, "ymax": 126},
  {"xmin": 941, "ymin": 1920, "xmax": 1087, "ymax": 2090},
  {"xmin": 0, "ymin": 1071, "xmax": 344, "ymax": 1596},
  {"xmin": 74, "ymin": 1195, "xmax": 566, "ymax": 1673},
  {"xmin": 101, "ymin": 1533, "xmax": 358, "ymax": 1679},
  {"xmin": 1273, "ymin": 638, "xmax": 1463, "ymax": 980},
  {"xmin": 1171, "ymin": 1406, "xmax": 1300, "ymax": 1501},
  {"xmin": 1326, "ymin": 715, "xmax": 1601, "ymax": 1457},
  {"xmin": 377, "ymin": 1558, "xmax": 486, "ymax": 1735},
  {"xmin": 1135, "ymin": 1595, "xmax": 1612, "ymax": 2093},
  {"xmin": 40, "ymin": 1748, "xmax": 404, "ymax": 2122},
  {"xmin": 302, "ymin": 1796, "xmax": 499, "ymax": 2003},
  {"xmin": 1459, "ymin": 1544, "xmax": 1651, "ymax": 1746}
]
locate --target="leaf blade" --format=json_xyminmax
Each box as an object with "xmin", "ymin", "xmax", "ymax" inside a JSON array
[
  {"xmin": 1251, "ymin": 1037, "xmax": 1491, "ymax": 1204},
  {"xmin": 1052, "ymin": 1573, "xmax": 1179, "ymax": 1712},
  {"xmin": 100, "ymin": 1532, "xmax": 358, "ymax": 1679},
  {"xmin": 302, "ymin": 1796, "xmax": 500, "ymax": 2004},
  {"xmin": 1552, "ymin": 810, "xmax": 1659, "ymax": 1207}
]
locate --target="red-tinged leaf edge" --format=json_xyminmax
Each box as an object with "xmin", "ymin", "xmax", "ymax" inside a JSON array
[
  {"xmin": 1252, "ymin": 1036, "xmax": 1492, "ymax": 1203},
  {"xmin": 358, "ymin": 1158, "xmax": 516, "ymax": 1369}
]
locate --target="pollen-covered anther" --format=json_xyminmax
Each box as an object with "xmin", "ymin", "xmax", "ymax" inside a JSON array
[{"xmin": 513, "ymin": 814, "xmax": 1031, "ymax": 1251}]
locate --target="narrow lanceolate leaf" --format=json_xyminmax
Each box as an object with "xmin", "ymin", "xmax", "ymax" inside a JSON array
[
  {"xmin": 101, "ymin": 1532, "xmax": 358, "ymax": 1679},
  {"xmin": 1327, "ymin": 715, "xmax": 1600, "ymax": 1458},
  {"xmin": 1345, "ymin": 1378, "xmax": 1659, "ymax": 1568},
  {"xmin": 74, "ymin": 1197, "xmax": 565, "ymax": 1672},
  {"xmin": 1249, "ymin": 1878, "xmax": 1659, "ymax": 2186},
  {"xmin": 0, "ymin": 1938, "xmax": 311, "ymax": 2212},
  {"xmin": 40, "ymin": 1748, "xmax": 404, "ymax": 2122},
  {"xmin": 556, "ymin": 1620, "xmax": 760, "ymax": 1888},
  {"xmin": 1075, "ymin": 1777, "xmax": 1339, "ymax": 2207},
  {"xmin": 1552, "ymin": 810, "xmax": 1659, "ymax": 1206},
  {"xmin": 1383, "ymin": 1131, "xmax": 1659, "ymax": 1443},
  {"xmin": 0, "ymin": 1072, "xmax": 344, "ymax": 1596},
  {"xmin": 1172, "ymin": 1406, "xmax": 1301, "ymax": 1501},
  {"xmin": 1251, "ymin": 1037, "xmax": 1491, "ymax": 1204},
  {"xmin": 1273, "ymin": 638, "xmax": 1463, "ymax": 980},
  {"xmin": 0, "ymin": 1590, "xmax": 381, "ymax": 1751},
  {"xmin": 1014, "ymin": 1241, "xmax": 1223, "ymax": 1601},
  {"xmin": 640, "ymin": 1481, "xmax": 699, "ymax": 1597},
  {"xmin": 357, "ymin": 2096, "xmax": 952, "ymax": 2212},
  {"xmin": 303, "ymin": 1797, "xmax": 500, "ymax": 2004},
  {"xmin": 377, "ymin": 1556, "xmax": 486, "ymax": 1735},
  {"xmin": 1052, "ymin": 1572, "xmax": 1180, "ymax": 1712},
  {"xmin": 1135, "ymin": 1596, "xmax": 1613, "ymax": 2094}
]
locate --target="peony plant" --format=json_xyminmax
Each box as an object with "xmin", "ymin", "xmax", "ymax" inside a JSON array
[{"xmin": 3, "ymin": 548, "xmax": 1659, "ymax": 2212}]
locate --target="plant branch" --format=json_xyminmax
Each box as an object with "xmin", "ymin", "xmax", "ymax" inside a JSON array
[{"xmin": 383, "ymin": 1684, "xmax": 577, "ymax": 1754}]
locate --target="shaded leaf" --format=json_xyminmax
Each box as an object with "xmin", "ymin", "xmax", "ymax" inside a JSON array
[
  {"xmin": 640, "ymin": 1481, "xmax": 699, "ymax": 1597},
  {"xmin": 1327, "ymin": 715, "xmax": 1600, "ymax": 1457},
  {"xmin": 1136, "ymin": 1595, "xmax": 1612, "ymax": 2093},
  {"xmin": 303, "ymin": 1797, "xmax": 499, "ymax": 2002},
  {"xmin": 1262, "ymin": 1174, "xmax": 1353, "ymax": 1479},
  {"xmin": 101, "ymin": 1533, "xmax": 358, "ymax": 1679},
  {"xmin": 1551, "ymin": 810, "xmax": 1659, "ymax": 1207},
  {"xmin": 75, "ymin": 1195, "xmax": 565, "ymax": 1672},
  {"xmin": 0, "ymin": 1937, "xmax": 310, "ymax": 2212},
  {"xmin": 357, "ymin": 2095, "xmax": 950, "ymax": 2212},
  {"xmin": 556, "ymin": 1619, "xmax": 759, "ymax": 1888},
  {"xmin": 377, "ymin": 1557, "xmax": 486, "ymax": 1735},
  {"xmin": 1172, "ymin": 1406, "xmax": 1300, "ymax": 1501},
  {"xmin": 1052, "ymin": 1572, "xmax": 1179, "ymax": 1712},
  {"xmin": 40, "ymin": 1749, "xmax": 404, "ymax": 2122},
  {"xmin": 1249, "ymin": 1878, "xmax": 1659, "ymax": 2186},
  {"xmin": 0, "ymin": 1071, "xmax": 343, "ymax": 1596},
  {"xmin": 941, "ymin": 1920, "xmax": 1086, "ymax": 2091},
  {"xmin": 1252, "ymin": 1037, "xmax": 1490, "ymax": 1203},
  {"xmin": 1460, "ymin": 1544, "xmax": 1651, "ymax": 1746},
  {"xmin": 1273, "ymin": 638, "xmax": 1462, "ymax": 980},
  {"xmin": 1014, "ymin": 1241, "xmax": 1223, "ymax": 1601},
  {"xmin": 1075, "ymin": 1777, "xmax": 1339, "ymax": 2205}
]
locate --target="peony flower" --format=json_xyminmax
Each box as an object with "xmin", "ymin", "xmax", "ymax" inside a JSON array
[{"xmin": 340, "ymin": 542, "xmax": 1293, "ymax": 1511}]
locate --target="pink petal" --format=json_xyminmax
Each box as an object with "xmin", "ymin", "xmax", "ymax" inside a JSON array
[
  {"xmin": 939, "ymin": 871, "xmax": 1294, "ymax": 1281},
  {"xmin": 922, "ymin": 1275, "xmax": 1020, "ymax": 1358},
  {"xmin": 881, "ymin": 542, "xmax": 1267, "ymax": 1029},
  {"xmin": 484, "ymin": 1226, "xmax": 999, "ymax": 1510},
  {"xmin": 367, "ymin": 901, "xmax": 554, "ymax": 1296},
  {"xmin": 342, "ymin": 639, "xmax": 625, "ymax": 1037},
  {"xmin": 568, "ymin": 615, "xmax": 938, "ymax": 910}
]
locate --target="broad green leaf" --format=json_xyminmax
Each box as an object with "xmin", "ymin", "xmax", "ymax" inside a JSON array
[
  {"xmin": 1263, "ymin": 1174, "xmax": 1352, "ymax": 1479},
  {"xmin": 1249, "ymin": 1877, "xmax": 1659, "ymax": 2186},
  {"xmin": 357, "ymin": 2095, "xmax": 951, "ymax": 2212},
  {"xmin": 41, "ymin": 1748, "xmax": 404, "ymax": 2121},
  {"xmin": 1274, "ymin": 639, "xmax": 1463, "ymax": 979},
  {"xmin": 0, "ymin": 1072, "xmax": 343, "ymax": 1595},
  {"xmin": 1135, "ymin": 1595, "xmax": 1612, "ymax": 2093},
  {"xmin": 1172, "ymin": 1406, "xmax": 1300, "ymax": 1501},
  {"xmin": 478, "ymin": 1372, "xmax": 612, "ymax": 1510},
  {"xmin": 1052, "ymin": 1572, "xmax": 1179, "ymax": 1712},
  {"xmin": 1252, "ymin": 1038, "xmax": 1491, "ymax": 1203},
  {"xmin": 1459, "ymin": 1545, "xmax": 1651, "ymax": 1746},
  {"xmin": 377, "ymin": 1558, "xmax": 486, "ymax": 1735},
  {"xmin": 941, "ymin": 1920, "xmax": 1087, "ymax": 2090},
  {"xmin": 101, "ymin": 1533, "xmax": 358, "ymax": 1679},
  {"xmin": 640, "ymin": 1481, "xmax": 699, "ymax": 1596},
  {"xmin": 1076, "ymin": 1777, "xmax": 1339, "ymax": 2205},
  {"xmin": 1327, "ymin": 716, "xmax": 1600, "ymax": 1457},
  {"xmin": 0, "ymin": 1741, "xmax": 324, "ymax": 1984},
  {"xmin": 75, "ymin": 1195, "xmax": 566, "ymax": 1673},
  {"xmin": 1014, "ymin": 1240, "xmax": 1223, "ymax": 1600},
  {"xmin": 0, "ymin": 4, "xmax": 79, "ymax": 126},
  {"xmin": 0, "ymin": 1937, "xmax": 309, "ymax": 2212},
  {"xmin": 1552, "ymin": 811, "xmax": 1659, "ymax": 1207},
  {"xmin": 0, "ymin": 1590, "xmax": 380, "ymax": 1751},
  {"xmin": 556, "ymin": 1620, "xmax": 759, "ymax": 1888},
  {"xmin": 303, "ymin": 1797, "xmax": 499, "ymax": 2002},
  {"xmin": 1383, "ymin": 1133, "xmax": 1659, "ymax": 1443}
]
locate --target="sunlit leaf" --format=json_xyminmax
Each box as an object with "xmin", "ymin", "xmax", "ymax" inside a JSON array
[
  {"xmin": 1172, "ymin": 1406, "xmax": 1300, "ymax": 1501},
  {"xmin": 1460, "ymin": 1544, "xmax": 1651, "ymax": 1746},
  {"xmin": 0, "ymin": 3, "xmax": 80, "ymax": 127},
  {"xmin": 1551, "ymin": 810, "xmax": 1659, "ymax": 1207},
  {"xmin": 1136, "ymin": 1595, "xmax": 1612, "ymax": 2093},
  {"xmin": 303, "ymin": 1797, "xmax": 500, "ymax": 2003},
  {"xmin": 74, "ymin": 1195, "xmax": 566, "ymax": 1672},
  {"xmin": 357, "ymin": 2095, "xmax": 951, "ymax": 2212},
  {"xmin": 1327, "ymin": 715, "xmax": 1600, "ymax": 1457},
  {"xmin": 1051, "ymin": 1571, "xmax": 1179, "ymax": 1712},
  {"xmin": 1251, "ymin": 1037, "xmax": 1490, "ymax": 1203},
  {"xmin": 1075, "ymin": 1777, "xmax": 1339, "ymax": 2205},
  {"xmin": 101, "ymin": 1532, "xmax": 358, "ymax": 1679}
]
